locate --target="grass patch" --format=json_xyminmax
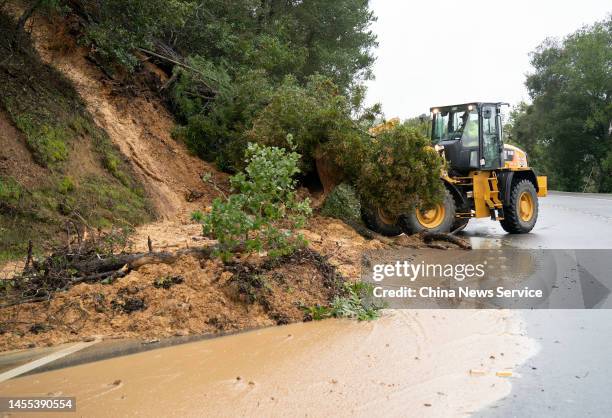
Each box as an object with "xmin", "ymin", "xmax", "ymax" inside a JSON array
[
  {"xmin": 12, "ymin": 114, "xmax": 70, "ymax": 166},
  {"xmin": 0, "ymin": 173, "xmax": 152, "ymax": 262},
  {"xmin": 0, "ymin": 177, "xmax": 24, "ymax": 206}
]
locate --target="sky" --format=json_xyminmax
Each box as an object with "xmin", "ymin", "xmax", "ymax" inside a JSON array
[{"xmin": 365, "ymin": 0, "xmax": 611, "ymax": 119}]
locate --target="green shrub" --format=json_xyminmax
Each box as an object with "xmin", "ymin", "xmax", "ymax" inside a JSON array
[
  {"xmin": 57, "ymin": 176, "xmax": 75, "ymax": 194},
  {"xmin": 174, "ymin": 68, "xmax": 272, "ymax": 171},
  {"xmin": 320, "ymin": 183, "xmax": 361, "ymax": 223},
  {"xmin": 82, "ymin": 0, "xmax": 193, "ymax": 71},
  {"xmin": 195, "ymin": 142, "xmax": 312, "ymax": 261},
  {"xmin": 304, "ymin": 282, "xmax": 381, "ymax": 321},
  {"xmin": 0, "ymin": 177, "xmax": 23, "ymax": 206},
  {"xmin": 355, "ymin": 124, "xmax": 445, "ymax": 217},
  {"xmin": 248, "ymin": 75, "xmax": 360, "ymax": 174}
]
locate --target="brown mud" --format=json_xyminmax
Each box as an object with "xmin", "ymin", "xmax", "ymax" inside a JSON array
[{"xmin": 0, "ymin": 310, "xmax": 538, "ymax": 417}]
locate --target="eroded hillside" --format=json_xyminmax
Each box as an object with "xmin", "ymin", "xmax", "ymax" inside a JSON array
[{"xmin": 0, "ymin": 12, "xmax": 153, "ymax": 261}]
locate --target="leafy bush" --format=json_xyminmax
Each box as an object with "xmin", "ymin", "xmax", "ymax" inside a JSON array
[
  {"xmin": 174, "ymin": 68, "xmax": 273, "ymax": 171},
  {"xmin": 356, "ymin": 124, "xmax": 445, "ymax": 216},
  {"xmin": 83, "ymin": 0, "xmax": 193, "ymax": 71},
  {"xmin": 248, "ymin": 75, "xmax": 363, "ymax": 174},
  {"xmin": 57, "ymin": 176, "xmax": 75, "ymax": 194},
  {"xmin": 304, "ymin": 282, "xmax": 381, "ymax": 321},
  {"xmin": 320, "ymin": 183, "xmax": 361, "ymax": 223},
  {"xmin": 195, "ymin": 142, "xmax": 312, "ymax": 261},
  {"xmin": 249, "ymin": 78, "xmax": 444, "ymax": 217}
]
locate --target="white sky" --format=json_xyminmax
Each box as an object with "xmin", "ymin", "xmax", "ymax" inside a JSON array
[{"xmin": 365, "ymin": 0, "xmax": 611, "ymax": 119}]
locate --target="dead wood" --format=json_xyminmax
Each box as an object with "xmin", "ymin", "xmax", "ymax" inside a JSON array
[{"xmin": 420, "ymin": 232, "xmax": 472, "ymax": 250}]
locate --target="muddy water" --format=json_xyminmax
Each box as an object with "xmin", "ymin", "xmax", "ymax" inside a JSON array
[{"xmin": 1, "ymin": 310, "xmax": 536, "ymax": 417}]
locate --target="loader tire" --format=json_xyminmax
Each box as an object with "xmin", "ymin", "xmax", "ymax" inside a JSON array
[
  {"xmin": 401, "ymin": 189, "xmax": 456, "ymax": 234},
  {"xmin": 361, "ymin": 205, "xmax": 403, "ymax": 237},
  {"xmin": 500, "ymin": 179, "xmax": 538, "ymax": 234}
]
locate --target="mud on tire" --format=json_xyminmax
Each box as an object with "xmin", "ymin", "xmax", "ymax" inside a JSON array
[{"xmin": 360, "ymin": 205, "xmax": 402, "ymax": 237}]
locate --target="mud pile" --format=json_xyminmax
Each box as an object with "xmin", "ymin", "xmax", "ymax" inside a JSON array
[{"xmin": 0, "ymin": 247, "xmax": 344, "ymax": 350}]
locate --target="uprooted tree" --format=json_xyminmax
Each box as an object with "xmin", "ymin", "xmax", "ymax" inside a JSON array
[{"xmin": 248, "ymin": 76, "xmax": 446, "ymax": 218}]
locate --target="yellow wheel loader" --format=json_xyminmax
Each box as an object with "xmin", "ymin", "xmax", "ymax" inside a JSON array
[{"xmin": 362, "ymin": 102, "xmax": 547, "ymax": 236}]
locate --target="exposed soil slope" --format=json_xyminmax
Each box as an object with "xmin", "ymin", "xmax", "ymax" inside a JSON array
[
  {"xmin": 27, "ymin": 14, "xmax": 224, "ymax": 220},
  {"xmin": 0, "ymin": 11, "xmax": 153, "ymax": 260}
]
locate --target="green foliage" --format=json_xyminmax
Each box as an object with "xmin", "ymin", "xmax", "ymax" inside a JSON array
[
  {"xmin": 195, "ymin": 142, "xmax": 312, "ymax": 261},
  {"xmin": 249, "ymin": 78, "xmax": 443, "ymax": 216},
  {"xmin": 12, "ymin": 116, "xmax": 69, "ymax": 166},
  {"xmin": 403, "ymin": 115, "xmax": 431, "ymax": 137},
  {"xmin": 68, "ymin": 0, "xmax": 377, "ymax": 172},
  {"xmin": 304, "ymin": 282, "xmax": 381, "ymax": 321},
  {"xmin": 190, "ymin": 210, "xmax": 205, "ymax": 223},
  {"xmin": 83, "ymin": 0, "xmax": 193, "ymax": 70},
  {"xmin": 0, "ymin": 177, "xmax": 23, "ymax": 207},
  {"xmin": 57, "ymin": 176, "xmax": 75, "ymax": 194},
  {"xmin": 174, "ymin": 68, "xmax": 272, "ymax": 171},
  {"xmin": 356, "ymin": 124, "xmax": 445, "ymax": 216},
  {"xmin": 321, "ymin": 183, "xmax": 361, "ymax": 223},
  {"xmin": 248, "ymin": 75, "xmax": 364, "ymax": 173},
  {"xmin": 510, "ymin": 16, "xmax": 612, "ymax": 192}
]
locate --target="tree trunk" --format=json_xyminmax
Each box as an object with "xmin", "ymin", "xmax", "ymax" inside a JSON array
[{"xmin": 314, "ymin": 146, "xmax": 343, "ymax": 196}]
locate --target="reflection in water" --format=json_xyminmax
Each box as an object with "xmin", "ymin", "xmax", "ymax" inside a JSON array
[{"xmin": 362, "ymin": 249, "xmax": 612, "ymax": 309}]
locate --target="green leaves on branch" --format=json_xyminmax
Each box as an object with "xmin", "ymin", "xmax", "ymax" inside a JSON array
[
  {"xmin": 354, "ymin": 124, "xmax": 446, "ymax": 216},
  {"xmin": 509, "ymin": 16, "xmax": 612, "ymax": 192},
  {"xmin": 249, "ymin": 74, "xmax": 445, "ymax": 216},
  {"xmin": 248, "ymin": 75, "xmax": 360, "ymax": 173},
  {"xmin": 194, "ymin": 142, "xmax": 312, "ymax": 261},
  {"xmin": 304, "ymin": 282, "xmax": 381, "ymax": 321}
]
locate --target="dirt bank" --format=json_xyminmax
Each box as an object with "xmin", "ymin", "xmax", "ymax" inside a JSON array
[{"xmin": 23, "ymin": 12, "xmax": 225, "ymax": 220}]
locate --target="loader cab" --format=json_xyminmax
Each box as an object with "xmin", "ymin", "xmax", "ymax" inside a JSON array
[{"xmin": 431, "ymin": 102, "xmax": 507, "ymax": 173}]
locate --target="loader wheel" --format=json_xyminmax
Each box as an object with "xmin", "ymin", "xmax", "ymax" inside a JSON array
[
  {"xmin": 361, "ymin": 206, "xmax": 402, "ymax": 237},
  {"xmin": 500, "ymin": 179, "xmax": 538, "ymax": 234},
  {"xmin": 401, "ymin": 189, "xmax": 456, "ymax": 234}
]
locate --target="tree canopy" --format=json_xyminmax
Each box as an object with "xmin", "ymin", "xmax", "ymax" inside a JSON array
[{"xmin": 509, "ymin": 15, "xmax": 612, "ymax": 192}]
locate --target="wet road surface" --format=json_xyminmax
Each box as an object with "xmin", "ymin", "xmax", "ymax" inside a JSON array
[
  {"xmin": 464, "ymin": 192, "xmax": 612, "ymax": 417},
  {"xmin": 0, "ymin": 311, "xmax": 534, "ymax": 417}
]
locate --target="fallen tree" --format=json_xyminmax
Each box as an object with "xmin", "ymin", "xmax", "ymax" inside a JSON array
[{"xmin": 0, "ymin": 230, "xmax": 216, "ymax": 309}]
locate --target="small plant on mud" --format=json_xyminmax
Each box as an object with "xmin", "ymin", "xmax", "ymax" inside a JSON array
[
  {"xmin": 320, "ymin": 183, "xmax": 361, "ymax": 223},
  {"xmin": 195, "ymin": 141, "xmax": 312, "ymax": 261},
  {"xmin": 304, "ymin": 282, "xmax": 381, "ymax": 321}
]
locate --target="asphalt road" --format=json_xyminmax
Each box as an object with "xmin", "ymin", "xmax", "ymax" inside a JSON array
[
  {"xmin": 466, "ymin": 192, "xmax": 612, "ymax": 417},
  {"xmin": 463, "ymin": 191, "xmax": 612, "ymax": 249}
]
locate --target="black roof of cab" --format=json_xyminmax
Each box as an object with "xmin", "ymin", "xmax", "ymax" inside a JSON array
[{"xmin": 430, "ymin": 102, "xmax": 509, "ymax": 112}]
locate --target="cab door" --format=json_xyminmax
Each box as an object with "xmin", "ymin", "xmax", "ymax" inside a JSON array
[{"xmin": 480, "ymin": 105, "xmax": 503, "ymax": 169}]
